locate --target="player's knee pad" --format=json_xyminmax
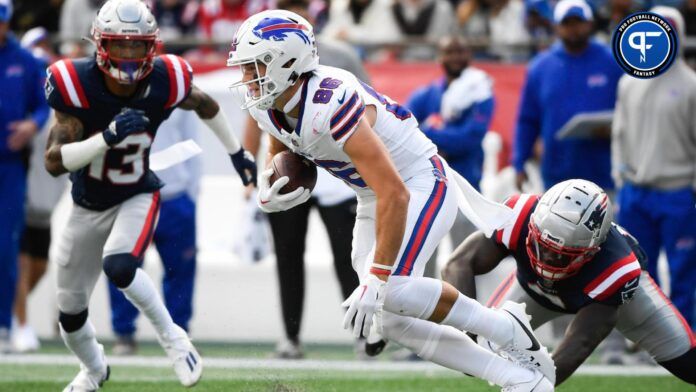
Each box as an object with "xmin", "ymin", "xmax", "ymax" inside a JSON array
[
  {"xmin": 659, "ymin": 348, "xmax": 696, "ymax": 384},
  {"xmin": 103, "ymin": 253, "xmax": 139, "ymax": 288},
  {"xmin": 383, "ymin": 276, "xmax": 442, "ymax": 320},
  {"xmin": 59, "ymin": 309, "xmax": 88, "ymax": 333}
]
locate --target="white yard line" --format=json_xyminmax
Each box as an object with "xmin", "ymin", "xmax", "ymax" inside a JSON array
[{"xmin": 0, "ymin": 354, "xmax": 670, "ymax": 376}]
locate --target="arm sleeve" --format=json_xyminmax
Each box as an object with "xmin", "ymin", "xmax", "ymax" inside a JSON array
[
  {"xmin": 423, "ymin": 97, "xmax": 494, "ymax": 157},
  {"xmin": 181, "ymin": 110, "xmax": 202, "ymax": 200},
  {"xmin": 513, "ymin": 66, "xmax": 542, "ymax": 172}
]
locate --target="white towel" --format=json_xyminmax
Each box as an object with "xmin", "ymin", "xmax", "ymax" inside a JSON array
[
  {"xmin": 149, "ymin": 139, "xmax": 202, "ymax": 172},
  {"xmin": 440, "ymin": 67, "xmax": 494, "ymax": 122},
  {"xmin": 450, "ymin": 170, "xmax": 514, "ymax": 237}
]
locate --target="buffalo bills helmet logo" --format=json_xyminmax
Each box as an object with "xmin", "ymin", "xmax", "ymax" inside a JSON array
[{"xmin": 252, "ymin": 17, "xmax": 311, "ymax": 45}]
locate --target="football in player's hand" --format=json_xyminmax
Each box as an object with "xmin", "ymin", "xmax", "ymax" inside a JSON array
[{"xmin": 270, "ymin": 151, "xmax": 317, "ymax": 194}]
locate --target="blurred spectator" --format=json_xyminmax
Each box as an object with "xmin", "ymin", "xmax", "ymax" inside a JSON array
[
  {"xmin": 513, "ymin": 0, "xmax": 621, "ymax": 192},
  {"xmin": 148, "ymin": 0, "xmax": 199, "ymax": 47},
  {"xmin": 59, "ymin": 0, "xmax": 102, "ymax": 57},
  {"xmin": 651, "ymin": 0, "xmax": 683, "ymax": 8},
  {"xmin": 684, "ymin": 0, "xmax": 696, "ymax": 33},
  {"xmin": 456, "ymin": 0, "xmax": 489, "ymax": 42},
  {"xmin": 391, "ymin": 0, "xmax": 456, "ymax": 59},
  {"xmin": 457, "ymin": 0, "xmax": 532, "ymax": 61},
  {"xmin": 489, "ymin": 0, "xmax": 532, "ymax": 60},
  {"xmin": 19, "ymin": 26, "xmax": 56, "ymax": 63},
  {"xmin": 198, "ymin": 0, "xmax": 267, "ymax": 42},
  {"xmin": 0, "ymin": 0, "xmax": 50, "ymax": 353},
  {"xmin": 594, "ymin": 0, "xmax": 637, "ymax": 43},
  {"xmin": 681, "ymin": 0, "xmax": 696, "ymax": 67},
  {"xmin": 12, "ymin": 27, "xmax": 67, "ymax": 354},
  {"xmin": 10, "ymin": 0, "xmax": 63, "ymax": 33},
  {"xmin": 306, "ymin": 0, "xmax": 329, "ymax": 32},
  {"xmin": 107, "ymin": 109, "xmax": 202, "ymax": 355},
  {"xmin": 408, "ymin": 35, "xmax": 492, "ymax": 202},
  {"xmin": 525, "ymin": 0, "xmax": 554, "ymax": 53},
  {"xmin": 244, "ymin": 0, "xmax": 362, "ymax": 359},
  {"xmin": 322, "ymin": 0, "xmax": 400, "ymax": 46},
  {"xmin": 612, "ymin": 6, "xmax": 696, "ymax": 329}
]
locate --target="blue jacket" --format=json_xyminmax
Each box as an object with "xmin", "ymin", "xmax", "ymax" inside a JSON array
[
  {"xmin": 513, "ymin": 41, "xmax": 622, "ymax": 190},
  {"xmin": 0, "ymin": 35, "xmax": 49, "ymax": 160},
  {"xmin": 407, "ymin": 76, "xmax": 494, "ymax": 189}
]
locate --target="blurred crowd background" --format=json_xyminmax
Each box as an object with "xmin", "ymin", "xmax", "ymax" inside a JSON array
[{"xmin": 7, "ymin": 0, "xmax": 696, "ymax": 64}]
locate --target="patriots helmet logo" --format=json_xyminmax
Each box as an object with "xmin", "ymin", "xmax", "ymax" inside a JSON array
[
  {"xmin": 584, "ymin": 204, "xmax": 606, "ymax": 232},
  {"xmin": 252, "ymin": 17, "xmax": 311, "ymax": 45}
]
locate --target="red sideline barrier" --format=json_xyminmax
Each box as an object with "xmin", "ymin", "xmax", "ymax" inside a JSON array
[{"xmin": 191, "ymin": 60, "xmax": 527, "ymax": 165}]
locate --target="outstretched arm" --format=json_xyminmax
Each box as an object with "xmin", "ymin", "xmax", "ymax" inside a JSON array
[
  {"xmin": 442, "ymin": 231, "xmax": 509, "ymax": 299},
  {"xmin": 180, "ymin": 84, "xmax": 256, "ymax": 185},
  {"xmin": 553, "ymin": 303, "xmax": 618, "ymax": 385},
  {"xmin": 179, "ymin": 84, "xmax": 241, "ymax": 151}
]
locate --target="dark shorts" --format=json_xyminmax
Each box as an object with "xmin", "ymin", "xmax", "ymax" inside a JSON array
[{"xmin": 20, "ymin": 225, "xmax": 51, "ymax": 260}]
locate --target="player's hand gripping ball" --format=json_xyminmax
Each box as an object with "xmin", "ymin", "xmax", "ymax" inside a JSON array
[{"xmin": 257, "ymin": 151, "xmax": 316, "ymax": 213}]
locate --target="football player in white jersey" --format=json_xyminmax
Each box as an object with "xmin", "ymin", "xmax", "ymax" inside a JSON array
[{"xmin": 228, "ymin": 10, "xmax": 555, "ymax": 391}]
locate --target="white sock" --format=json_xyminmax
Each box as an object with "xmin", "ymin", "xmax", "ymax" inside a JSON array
[
  {"xmin": 381, "ymin": 312, "xmax": 533, "ymax": 387},
  {"xmin": 121, "ymin": 269, "xmax": 174, "ymax": 337},
  {"xmin": 441, "ymin": 293, "xmax": 513, "ymax": 347},
  {"xmin": 60, "ymin": 321, "xmax": 104, "ymax": 374}
]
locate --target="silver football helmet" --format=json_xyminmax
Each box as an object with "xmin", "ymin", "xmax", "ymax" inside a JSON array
[
  {"xmin": 91, "ymin": 0, "xmax": 159, "ymax": 84},
  {"xmin": 527, "ymin": 179, "xmax": 613, "ymax": 280}
]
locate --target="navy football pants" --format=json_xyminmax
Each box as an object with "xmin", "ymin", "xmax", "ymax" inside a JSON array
[
  {"xmin": 0, "ymin": 161, "xmax": 26, "ymax": 329},
  {"xmin": 108, "ymin": 193, "xmax": 196, "ymax": 334},
  {"xmin": 618, "ymin": 183, "xmax": 696, "ymax": 328}
]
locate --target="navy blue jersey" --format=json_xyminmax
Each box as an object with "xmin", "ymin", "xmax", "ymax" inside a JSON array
[
  {"xmin": 45, "ymin": 55, "xmax": 193, "ymax": 210},
  {"xmin": 491, "ymin": 194, "xmax": 646, "ymax": 313}
]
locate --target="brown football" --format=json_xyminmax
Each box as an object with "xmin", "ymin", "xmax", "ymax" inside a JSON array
[{"xmin": 269, "ymin": 151, "xmax": 318, "ymax": 194}]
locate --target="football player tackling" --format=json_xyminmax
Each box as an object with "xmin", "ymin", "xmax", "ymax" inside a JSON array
[
  {"xmin": 43, "ymin": 0, "xmax": 256, "ymax": 390},
  {"xmin": 228, "ymin": 9, "xmax": 554, "ymax": 391},
  {"xmin": 444, "ymin": 179, "xmax": 696, "ymax": 386}
]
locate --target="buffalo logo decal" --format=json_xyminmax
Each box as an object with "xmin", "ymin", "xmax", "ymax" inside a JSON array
[{"xmin": 253, "ymin": 18, "xmax": 311, "ymax": 45}]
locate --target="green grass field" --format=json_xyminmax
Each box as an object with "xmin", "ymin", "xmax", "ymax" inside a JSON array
[{"xmin": 0, "ymin": 341, "xmax": 692, "ymax": 391}]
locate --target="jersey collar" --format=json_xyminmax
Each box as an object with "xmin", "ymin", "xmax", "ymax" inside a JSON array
[{"xmin": 267, "ymin": 77, "xmax": 309, "ymax": 136}]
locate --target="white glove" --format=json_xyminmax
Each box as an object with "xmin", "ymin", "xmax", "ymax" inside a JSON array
[
  {"xmin": 342, "ymin": 274, "xmax": 385, "ymax": 339},
  {"xmin": 256, "ymin": 169, "xmax": 311, "ymax": 213}
]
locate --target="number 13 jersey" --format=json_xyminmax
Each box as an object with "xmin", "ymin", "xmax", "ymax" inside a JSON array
[
  {"xmin": 248, "ymin": 65, "xmax": 437, "ymax": 197},
  {"xmin": 45, "ymin": 55, "xmax": 193, "ymax": 211}
]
